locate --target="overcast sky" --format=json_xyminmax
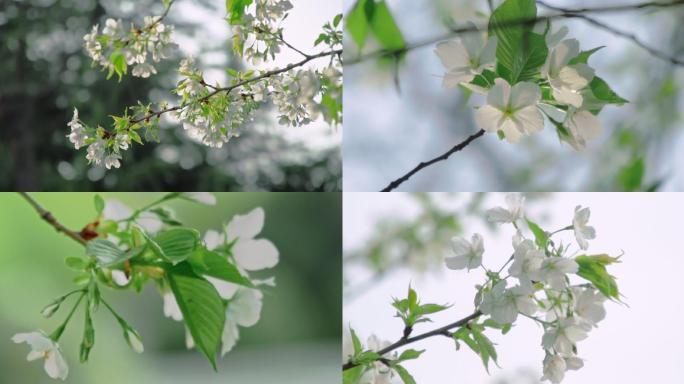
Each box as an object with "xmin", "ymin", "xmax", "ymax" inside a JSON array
[{"xmin": 344, "ymin": 192, "xmax": 684, "ymax": 383}]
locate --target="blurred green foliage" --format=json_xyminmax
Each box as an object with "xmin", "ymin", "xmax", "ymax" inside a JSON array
[
  {"xmin": 0, "ymin": 0, "xmax": 341, "ymax": 191},
  {"xmin": 0, "ymin": 192, "xmax": 341, "ymax": 383}
]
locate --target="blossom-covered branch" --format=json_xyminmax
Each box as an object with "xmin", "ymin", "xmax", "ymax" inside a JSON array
[
  {"xmin": 344, "ymin": 194, "xmax": 623, "ymax": 384},
  {"xmin": 69, "ymin": 0, "xmax": 343, "ymax": 169}
]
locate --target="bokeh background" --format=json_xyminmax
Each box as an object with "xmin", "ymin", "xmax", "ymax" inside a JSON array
[
  {"xmin": 343, "ymin": 0, "xmax": 684, "ymax": 191},
  {"xmin": 1, "ymin": 192, "xmax": 341, "ymax": 383},
  {"xmin": 0, "ymin": 0, "xmax": 341, "ymax": 191},
  {"xmin": 344, "ymin": 192, "xmax": 684, "ymax": 383}
]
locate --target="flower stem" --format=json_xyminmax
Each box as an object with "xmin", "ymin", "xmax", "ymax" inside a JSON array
[{"xmin": 50, "ymin": 292, "xmax": 86, "ymax": 341}]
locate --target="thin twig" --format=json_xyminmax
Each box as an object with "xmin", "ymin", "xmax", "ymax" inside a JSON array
[
  {"xmin": 342, "ymin": 310, "xmax": 482, "ymax": 371},
  {"xmin": 537, "ymin": 0, "xmax": 684, "ymax": 66},
  {"xmin": 19, "ymin": 193, "xmax": 86, "ymax": 246},
  {"xmin": 346, "ymin": 0, "xmax": 684, "ymax": 66},
  {"xmin": 381, "ymin": 129, "xmax": 485, "ymax": 192},
  {"xmin": 130, "ymin": 48, "xmax": 342, "ymax": 124}
]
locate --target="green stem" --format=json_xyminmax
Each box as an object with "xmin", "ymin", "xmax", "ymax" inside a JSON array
[
  {"xmin": 120, "ymin": 193, "xmax": 180, "ymax": 226},
  {"xmin": 100, "ymin": 297, "xmax": 126, "ymax": 325},
  {"xmin": 50, "ymin": 292, "xmax": 86, "ymax": 341}
]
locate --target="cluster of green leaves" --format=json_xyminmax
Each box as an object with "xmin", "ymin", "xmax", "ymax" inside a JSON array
[
  {"xmin": 392, "ymin": 285, "xmax": 449, "ymax": 336},
  {"xmin": 575, "ymin": 254, "xmax": 621, "ymax": 300},
  {"xmin": 452, "ymin": 319, "xmax": 509, "ymax": 373},
  {"xmin": 45, "ymin": 193, "xmax": 255, "ymax": 370},
  {"xmin": 346, "ymin": 0, "xmax": 406, "ymax": 55},
  {"xmin": 315, "ymin": 14, "xmax": 343, "ymax": 48},
  {"xmin": 344, "ymin": 328, "xmax": 424, "ymax": 384}
]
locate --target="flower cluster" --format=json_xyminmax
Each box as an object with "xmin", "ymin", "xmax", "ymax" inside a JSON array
[
  {"xmin": 230, "ymin": 0, "xmax": 294, "ymax": 64},
  {"xmin": 446, "ymin": 193, "xmax": 618, "ymax": 383},
  {"xmin": 435, "ymin": 0, "xmax": 627, "ymax": 150},
  {"xmin": 67, "ymin": 108, "xmax": 130, "ymax": 169},
  {"xmin": 83, "ymin": 14, "xmax": 177, "ymax": 81}
]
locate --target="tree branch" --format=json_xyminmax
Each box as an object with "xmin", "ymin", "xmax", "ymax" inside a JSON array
[
  {"xmin": 342, "ymin": 310, "xmax": 482, "ymax": 371},
  {"xmin": 345, "ymin": 0, "xmax": 684, "ymax": 66},
  {"xmin": 130, "ymin": 48, "xmax": 342, "ymax": 124},
  {"xmin": 537, "ymin": 0, "xmax": 684, "ymax": 66},
  {"xmin": 19, "ymin": 193, "xmax": 86, "ymax": 246},
  {"xmin": 380, "ymin": 129, "xmax": 485, "ymax": 192}
]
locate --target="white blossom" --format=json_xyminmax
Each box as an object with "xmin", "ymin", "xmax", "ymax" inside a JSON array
[
  {"xmin": 539, "ymin": 257, "xmax": 578, "ymax": 290},
  {"xmin": 480, "ymin": 281, "xmax": 537, "ymax": 324},
  {"xmin": 445, "ymin": 233, "xmax": 484, "ymax": 271},
  {"xmin": 475, "ymin": 78, "xmax": 544, "ymax": 143},
  {"xmin": 542, "ymin": 39, "xmax": 595, "ymax": 108},
  {"xmin": 486, "ymin": 193, "xmax": 525, "ymax": 224},
  {"xmin": 572, "ymin": 287, "xmax": 606, "ymax": 327},
  {"xmin": 12, "ymin": 331, "xmax": 68, "ymax": 380},
  {"xmin": 124, "ymin": 329, "xmax": 144, "ymax": 354},
  {"xmin": 102, "ymin": 18, "xmax": 123, "ymax": 37},
  {"xmin": 560, "ymin": 108, "xmax": 603, "ymax": 151},
  {"xmin": 435, "ymin": 27, "xmax": 497, "ymax": 87},
  {"xmin": 104, "ymin": 153, "xmax": 121, "ymax": 170},
  {"xmin": 509, "ymin": 238, "xmax": 544, "ymax": 282},
  {"xmin": 573, "ymin": 206, "xmax": 596, "ymax": 250},
  {"xmin": 541, "ymin": 354, "xmax": 582, "ymax": 383},
  {"xmin": 86, "ymin": 137, "xmax": 106, "ymax": 166},
  {"xmin": 542, "ymin": 318, "xmax": 588, "ymax": 355},
  {"xmin": 132, "ymin": 63, "xmax": 157, "ymax": 78},
  {"xmin": 66, "ymin": 108, "xmax": 88, "ymax": 149}
]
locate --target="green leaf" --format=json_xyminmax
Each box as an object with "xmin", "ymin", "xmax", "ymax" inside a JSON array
[
  {"xmin": 397, "ymin": 349, "xmax": 424, "ymax": 362},
  {"xmin": 94, "ymin": 194, "xmax": 105, "ymax": 215},
  {"xmin": 369, "ymin": 0, "xmax": 405, "ymax": 52},
  {"xmin": 65, "ymin": 256, "xmax": 88, "ymax": 271},
  {"xmin": 590, "ymin": 76, "xmax": 629, "ymax": 105},
  {"xmin": 149, "ymin": 207, "xmax": 183, "ymax": 226},
  {"xmin": 187, "ymin": 248, "xmax": 254, "ymax": 287},
  {"xmin": 619, "ymin": 157, "xmax": 644, "ymax": 192},
  {"xmin": 167, "ymin": 263, "xmax": 225, "ymax": 370},
  {"xmin": 343, "ymin": 366, "xmax": 365, "ymax": 384},
  {"xmin": 355, "ymin": 350, "xmax": 381, "ymax": 364},
  {"xmin": 86, "ymin": 239, "xmax": 131, "ymax": 267},
  {"xmin": 333, "ymin": 13, "xmax": 343, "ymax": 28},
  {"xmin": 416, "ymin": 303, "xmax": 450, "ymax": 315},
  {"xmin": 472, "ymin": 329, "xmax": 498, "ymax": 372},
  {"xmin": 226, "ymin": 0, "xmax": 254, "ymax": 24},
  {"xmin": 350, "ymin": 327, "xmax": 362, "ymax": 355},
  {"xmin": 346, "ymin": 0, "xmax": 373, "ymax": 51},
  {"xmin": 151, "ymin": 228, "xmax": 200, "ymax": 264},
  {"xmin": 526, "ymin": 218, "xmax": 548, "ymax": 249},
  {"xmin": 575, "ymin": 255, "xmax": 620, "ymax": 299},
  {"xmin": 489, "ymin": 0, "xmax": 547, "ymax": 83},
  {"xmin": 110, "ymin": 50, "xmax": 127, "ymax": 82},
  {"xmin": 79, "ymin": 307, "xmax": 95, "ymax": 363},
  {"xmin": 568, "ymin": 46, "xmax": 605, "ymax": 65},
  {"xmin": 393, "ymin": 364, "xmax": 416, "ymax": 384}
]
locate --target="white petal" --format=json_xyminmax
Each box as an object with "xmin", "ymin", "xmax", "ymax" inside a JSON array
[
  {"xmin": 552, "ymin": 86, "xmax": 583, "ymax": 108},
  {"xmin": 183, "ymin": 192, "xmax": 216, "ymax": 205},
  {"xmin": 486, "ymin": 207, "xmax": 513, "ymax": 223},
  {"xmin": 44, "ymin": 349, "xmax": 68, "ymax": 380},
  {"xmin": 552, "ymin": 39, "xmax": 580, "ymax": 72},
  {"xmin": 226, "ymin": 207, "xmax": 265, "ymax": 241},
  {"xmin": 443, "ymin": 68, "xmax": 475, "ymax": 88},
  {"xmin": 500, "ymin": 118, "xmax": 524, "ymax": 143},
  {"xmin": 206, "ymin": 276, "xmax": 239, "ymax": 300},
  {"xmin": 220, "ymin": 319, "xmax": 240, "ymax": 356},
  {"xmin": 461, "ymin": 25, "xmax": 485, "ymax": 59},
  {"xmin": 111, "ymin": 270, "xmax": 130, "ymax": 286},
  {"xmin": 510, "ymin": 82, "xmax": 541, "ymax": 109},
  {"xmin": 570, "ymin": 110, "xmax": 602, "ymax": 140},
  {"xmin": 162, "ymin": 291, "xmax": 183, "ymax": 321},
  {"xmin": 185, "ymin": 328, "xmax": 195, "ymax": 349},
  {"xmin": 475, "ymin": 105, "xmax": 504, "ymax": 133},
  {"xmin": 559, "ymin": 64, "xmax": 594, "ymax": 90},
  {"xmin": 234, "ymin": 239, "xmax": 279, "ymax": 271},
  {"xmin": 435, "ymin": 40, "xmax": 470, "ymax": 70},
  {"xmin": 488, "ymin": 78, "xmax": 511, "ymax": 109},
  {"xmin": 445, "ymin": 255, "xmax": 468, "ymax": 270},
  {"xmin": 538, "ymin": 103, "xmax": 567, "ymax": 122},
  {"xmin": 203, "ymin": 230, "xmax": 223, "ymax": 251},
  {"xmin": 230, "ymin": 289, "xmax": 263, "ymax": 327},
  {"xmin": 12, "ymin": 331, "xmax": 53, "ymax": 351},
  {"xmin": 27, "ymin": 350, "xmax": 43, "ymax": 361},
  {"xmin": 515, "ymin": 105, "xmax": 544, "ymax": 134},
  {"xmin": 103, "ymin": 200, "xmax": 133, "ymax": 221},
  {"xmin": 450, "ymin": 236, "xmax": 470, "ymax": 256}
]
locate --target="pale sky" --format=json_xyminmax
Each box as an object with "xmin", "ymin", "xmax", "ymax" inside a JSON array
[{"xmin": 344, "ymin": 192, "xmax": 684, "ymax": 383}]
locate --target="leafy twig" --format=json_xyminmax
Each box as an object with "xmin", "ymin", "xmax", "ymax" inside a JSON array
[
  {"xmin": 342, "ymin": 310, "xmax": 482, "ymax": 371},
  {"xmin": 380, "ymin": 129, "xmax": 485, "ymax": 192}
]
